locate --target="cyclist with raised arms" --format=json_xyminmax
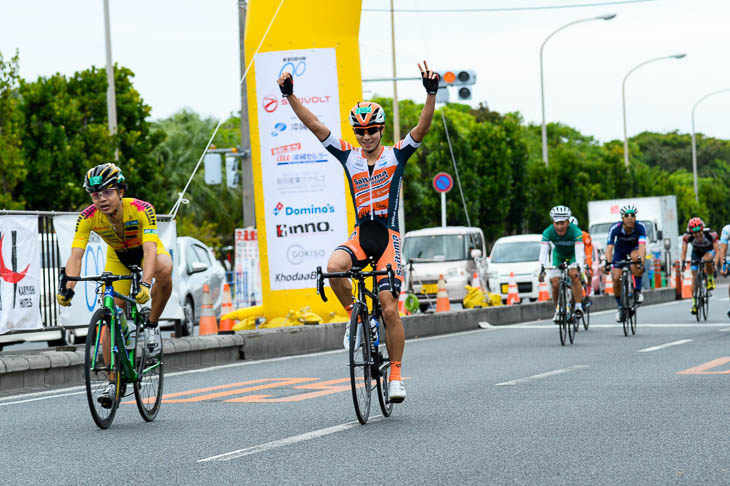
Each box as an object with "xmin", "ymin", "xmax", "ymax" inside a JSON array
[
  {"xmin": 539, "ymin": 206, "xmax": 585, "ymax": 322},
  {"xmin": 277, "ymin": 60, "xmax": 439, "ymax": 403},
  {"xmin": 681, "ymin": 217, "xmax": 719, "ymax": 315},
  {"xmin": 716, "ymin": 222, "xmax": 730, "ymax": 318},
  {"xmin": 603, "ymin": 204, "xmax": 646, "ymax": 322},
  {"xmin": 56, "ymin": 163, "xmax": 173, "ymax": 407}
]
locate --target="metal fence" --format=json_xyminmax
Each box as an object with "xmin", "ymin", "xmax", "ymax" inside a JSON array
[{"xmin": 0, "ymin": 210, "xmax": 173, "ymax": 346}]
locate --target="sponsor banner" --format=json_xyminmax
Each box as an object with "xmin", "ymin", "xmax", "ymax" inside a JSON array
[
  {"xmin": 54, "ymin": 215, "xmax": 182, "ymax": 326},
  {"xmin": 234, "ymin": 228, "xmax": 262, "ymax": 307},
  {"xmin": 254, "ymin": 48, "xmax": 349, "ymax": 290},
  {"xmin": 0, "ymin": 216, "xmax": 43, "ymax": 334}
]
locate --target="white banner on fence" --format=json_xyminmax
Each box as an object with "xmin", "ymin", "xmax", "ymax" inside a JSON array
[
  {"xmin": 0, "ymin": 216, "xmax": 43, "ymax": 334},
  {"xmin": 54, "ymin": 214, "xmax": 182, "ymax": 326},
  {"xmin": 234, "ymin": 228, "xmax": 262, "ymax": 308},
  {"xmin": 254, "ymin": 48, "xmax": 349, "ymax": 290}
]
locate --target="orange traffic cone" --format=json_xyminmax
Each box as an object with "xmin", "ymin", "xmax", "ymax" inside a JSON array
[
  {"xmin": 506, "ymin": 272, "xmax": 520, "ymax": 305},
  {"xmin": 681, "ymin": 265, "xmax": 693, "ymax": 299},
  {"xmin": 537, "ymin": 280, "xmax": 550, "ymax": 302},
  {"xmin": 435, "ymin": 274, "xmax": 451, "ymax": 312},
  {"xmin": 604, "ymin": 271, "xmax": 614, "ymax": 296},
  {"xmin": 218, "ymin": 283, "xmax": 235, "ymax": 334},
  {"xmin": 198, "ymin": 283, "xmax": 218, "ymax": 335},
  {"xmin": 397, "ymin": 288, "xmax": 410, "ymax": 316}
]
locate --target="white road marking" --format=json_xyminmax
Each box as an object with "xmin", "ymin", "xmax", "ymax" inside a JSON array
[
  {"xmin": 720, "ymin": 327, "xmax": 730, "ymax": 332},
  {"xmin": 198, "ymin": 416, "xmax": 383, "ymax": 462},
  {"xmin": 637, "ymin": 339, "xmax": 693, "ymax": 353},
  {"xmin": 504, "ymin": 323, "xmax": 730, "ymax": 329},
  {"xmin": 0, "ymin": 391, "xmax": 85, "ymax": 407},
  {"xmin": 495, "ymin": 365, "xmax": 588, "ymax": 386}
]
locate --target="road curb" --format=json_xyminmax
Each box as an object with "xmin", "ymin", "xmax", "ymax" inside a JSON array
[{"xmin": 0, "ymin": 288, "xmax": 676, "ymax": 395}]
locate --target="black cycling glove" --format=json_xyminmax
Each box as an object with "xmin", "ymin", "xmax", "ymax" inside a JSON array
[
  {"xmin": 422, "ymin": 71, "xmax": 440, "ymax": 94},
  {"xmin": 279, "ymin": 74, "xmax": 293, "ymax": 97}
]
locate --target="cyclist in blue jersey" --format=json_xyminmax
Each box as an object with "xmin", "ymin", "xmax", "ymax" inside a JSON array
[
  {"xmin": 603, "ymin": 204, "xmax": 646, "ymax": 322},
  {"xmin": 716, "ymin": 223, "xmax": 730, "ymax": 318},
  {"xmin": 681, "ymin": 217, "xmax": 719, "ymax": 315}
]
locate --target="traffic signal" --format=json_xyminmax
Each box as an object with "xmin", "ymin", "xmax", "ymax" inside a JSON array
[{"xmin": 436, "ymin": 69, "xmax": 477, "ymax": 101}]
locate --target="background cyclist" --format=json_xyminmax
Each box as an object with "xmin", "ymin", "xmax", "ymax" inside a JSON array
[
  {"xmin": 715, "ymin": 222, "xmax": 730, "ymax": 318},
  {"xmin": 57, "ymin": 163, "xmax": 173, "ymax": 406},
  {"xmin": 603, "ymin": 204, "xmax": 646, "ymax": 322},
  {"xmin": 276, "ymin": 60, "xmax": 439, "ymax": 403},
  {"xmin": 681, "ymin": 217, "xmax": 718, "ymax": 315},
  {"xmin": 539, "ymin": 206, "xmax": 585, "ymax": 322},
  {"xmin": 569, "ymin": 215, "xmax": 593, "ymax": 299}
]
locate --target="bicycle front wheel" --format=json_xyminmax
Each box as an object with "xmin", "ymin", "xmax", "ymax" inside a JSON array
[
  {"xmin": 621, "ymin": 276, "xmax": 631, "ymax": 337},
  {"xmin": 630, "ymin": 304, "xmax": 637, "ymax": 335},
  {"xmin": 694, "ymin": 274, "xmax": 703, "ymax": 322},
  {"xmin": 702, "ymin": 279, "xmax": 710, "ymax": 321},
  {"xmin": 558, "ymin": 284, "xmax": 567, "ymax": 346},
  {"xmin": 375, "ymin": 318, "xmax": 393, "ymax": 418},
  {"xmin": 583, "ymin": 295, "xmax": 590, "ymax": 330},
  {"xmin": 134, "ymin": 325, "xmax": 164, "ymax": 422},
  {"xmin": 349, "ymin": 304, "xmax": 371, "ymax": 424},
  {"xmin": 85, "ymin": 308, "xmax": 120, "ymax": 429}
]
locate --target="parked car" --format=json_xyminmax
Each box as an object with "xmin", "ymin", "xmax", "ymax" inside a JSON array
[
  {"xmin": 174, "ymin": 236, "xmax": 226, "ymax": 337},
  {"xmin": 403, "ymin": 226, "xmax": 488, "ymax": 311},
  {"xmin": 487, "ymin": 234, "xmax": 542, "ymax": 303}
]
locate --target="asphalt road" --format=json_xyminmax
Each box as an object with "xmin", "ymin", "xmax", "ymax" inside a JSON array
[{"xmin": 1, "ymin": 290, "xmax": 729, "ymax": 485}]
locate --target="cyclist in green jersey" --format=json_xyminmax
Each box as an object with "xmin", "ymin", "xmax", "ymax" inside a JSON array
[{"xmin": 538, "ymin": 205, "xmax": 585, "ymax": 322}]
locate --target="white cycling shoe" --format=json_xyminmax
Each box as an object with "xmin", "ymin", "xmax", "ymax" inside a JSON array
[
  {"xmin": 552, "ymin": 309, "xmax": 561, "ymax": 323},
  {"xmin": 342, "ymin": 325, "xmax": 362, "ymax": 350},
  {"xmin": 389, "ymin": 380, "xmax": 406, "ymax": 403},
  {"xmin": 635, "ymin": 292, "xmax": 644, "ymax": 304},
  {"xmin": 615, "ymin": 310, "xmax": 622, "ymax": 323}
]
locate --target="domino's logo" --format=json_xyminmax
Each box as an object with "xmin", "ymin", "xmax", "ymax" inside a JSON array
[{"xmin": 273, "ymin": 202, "xmax": 284, "ymax": 216}]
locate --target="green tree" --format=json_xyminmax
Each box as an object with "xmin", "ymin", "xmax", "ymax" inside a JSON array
[
  {"xmin": 151, "ymin": 109, "xmax": 242, "ymax": 248},
  {"xmin": 17, "ymin": 64, "xmax": 165, "ymax": 211},
  {"xmin": 0, "ymin": 51, "xmax": 25, "ymax": 209}
]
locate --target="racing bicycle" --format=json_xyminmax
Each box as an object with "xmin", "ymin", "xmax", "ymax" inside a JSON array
[
  {"xmin": 689, "ymin": 257, "xmax": 712, "ymax": 321},
  {"xmin": 613, "ymin": 256, "xmax": 642, "ymax": 337},
  {"xmin": 545, "ymin": 262, "xmax": 579, "ymax": 346},
  {"xmin": 316, "ymin": 260, "xmax": 397, "ymax": 424},
  {"xmin": 59, "ymin": 266, "xmax": 164, "ymax": 429}
]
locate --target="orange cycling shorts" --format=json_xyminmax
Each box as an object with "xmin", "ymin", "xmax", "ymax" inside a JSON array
[{"xmin": 335, "ymin": 220, "xmax": 403, "ymax": 294}]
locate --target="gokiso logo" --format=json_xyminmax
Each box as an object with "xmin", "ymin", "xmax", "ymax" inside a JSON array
[
  {"xmin": 273, "ymin": 201, "xmax": 284, "ymax": 216},
  {"xmin": 286, "ymin": 244, "xmax": 326, "ymax": 265},
  {"xmin": 276, "ymin": 221, "xmax": 332, "ymax": 237}
]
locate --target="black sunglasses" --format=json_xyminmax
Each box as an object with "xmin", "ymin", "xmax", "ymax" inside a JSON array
[{"xmin": 353, "ymin": 126, "xmax": 381, "ymax": 136}]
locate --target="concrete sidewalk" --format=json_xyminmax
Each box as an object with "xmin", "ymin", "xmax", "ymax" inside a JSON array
[{"xmin": 0, "ymin": 288, "xmax": 676, "ymax": 395}]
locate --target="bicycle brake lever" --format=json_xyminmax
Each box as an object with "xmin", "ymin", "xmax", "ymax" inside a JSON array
[{"xmin": 316, "ymin": 266, "xmax": 328, "ymax": 302}]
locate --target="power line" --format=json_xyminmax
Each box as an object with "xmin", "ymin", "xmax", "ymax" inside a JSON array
[{"xmin": 363, "ymin": 0, "xmax": 655, "ymax": 13}]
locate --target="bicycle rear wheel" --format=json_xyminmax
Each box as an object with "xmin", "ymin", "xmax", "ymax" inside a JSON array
[
  {"xmin": 134, "ymin": 323, "xmax": 164, "ymax": 422},
  {"xmin": 375, "ymin": 317, "xmax": 393, "ymax": 418},
  {"xmin": 349, "ymin": 304, "xmax": 371, "ymax": 424},
  {"xmin": 85, "ymin": 308, "xmax": 120, "ymax": 429}
]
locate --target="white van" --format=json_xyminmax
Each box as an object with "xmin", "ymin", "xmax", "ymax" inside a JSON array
[
  {"xmin": 402, "ymin": 226, "xmax": 488, "ymax": 310},
  {"xmin": 487, "ymin": 234, "xmax": 543, "ymax": 303}
]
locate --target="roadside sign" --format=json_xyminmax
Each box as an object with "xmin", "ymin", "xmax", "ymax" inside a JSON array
[{"xmin": 433, "ymin": 172, "xmax": 453, "ymax": 193}]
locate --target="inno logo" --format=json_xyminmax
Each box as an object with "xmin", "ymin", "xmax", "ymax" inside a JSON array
[
  {"xmin": 276, "ymin": 221, "xmax": 331, "ymax": 237},
  {"xmin": 286, "ymin": 244, "xmax": 325, "ymax": 265}
]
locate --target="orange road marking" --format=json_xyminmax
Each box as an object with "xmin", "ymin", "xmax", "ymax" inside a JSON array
[
  {"xmin": 677, "ymin": 357, "xmax": 730, "ymax": 375},
  {"xmin": 226, "ymin": 378, "xmax": 356, "ymax": 403},
  {"xmin": 163, "ymin": 378, "xmax": 318, "ymax": 403}
]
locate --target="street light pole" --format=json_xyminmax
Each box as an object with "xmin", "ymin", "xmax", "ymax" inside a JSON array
[
  {"xmin": 103, "ymin": 0, "xmax": 118, "ymax": 161},
  {"xmin": 691, "ymin": 88, "xmax": 730, "ymax": 202},
  {"xmin": 622, "ymin": 53, "xmax": 686, "ymax": 170},
  {"xmin": 539, "ymin": 13, "xmax": 616, "ymax": 166}
]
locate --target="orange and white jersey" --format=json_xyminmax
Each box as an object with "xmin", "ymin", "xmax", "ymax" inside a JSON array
[{"xmin": 321, "ymin": 131, "xmax": 420, "ymax": 232}]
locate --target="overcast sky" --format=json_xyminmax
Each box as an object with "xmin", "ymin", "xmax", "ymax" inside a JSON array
[{"xmin": 2, "ymin": 0, "xmax": 729, "ymax": 143}]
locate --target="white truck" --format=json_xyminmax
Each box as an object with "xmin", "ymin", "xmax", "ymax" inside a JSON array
[{"xmin": 587, "ymin": 196, "xmax": 679, "ymax": 269}]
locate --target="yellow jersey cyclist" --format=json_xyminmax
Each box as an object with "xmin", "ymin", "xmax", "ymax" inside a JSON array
[
  {"xmin": 57, "ymin": 163, "xmax": 173, "ymax": 406},
  {"xmin": 277, "ymin": 60, "xmax": 440, "ymax": 403},
  {"xmin": 539, "ymin": 206, "xmax": 585, "ymax": 322},
  {"xmin": 680, "ymin": 217, "xmax": 719, "ymax": 315},
  {"xmin": 715, "ymin": 223, "xmax": 730, "ymax": 318}
]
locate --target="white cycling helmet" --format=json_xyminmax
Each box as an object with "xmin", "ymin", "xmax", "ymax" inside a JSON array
[
  {"xmin": 550, "ymin": 205, "xmax": 572, "ymax": 222},
  {"xmin": 568, "ymin": 216, "xmax": 578, "ymax": 226},
  {"xmin": 620, "ymin": 204, "xmax": 638, "ymax": 216}
]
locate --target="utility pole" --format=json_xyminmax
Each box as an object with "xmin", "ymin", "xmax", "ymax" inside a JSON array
[
  {"xmin": 238, "ymin": 0, "xmax": 255, "ymax": 228},
  {"xmin": 103, "ymin": 0, "xmax": 118, "ymax": 161},
  {"xmin": 390, "ymin": 0, "xmax": 406, "ymax": 233}
]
